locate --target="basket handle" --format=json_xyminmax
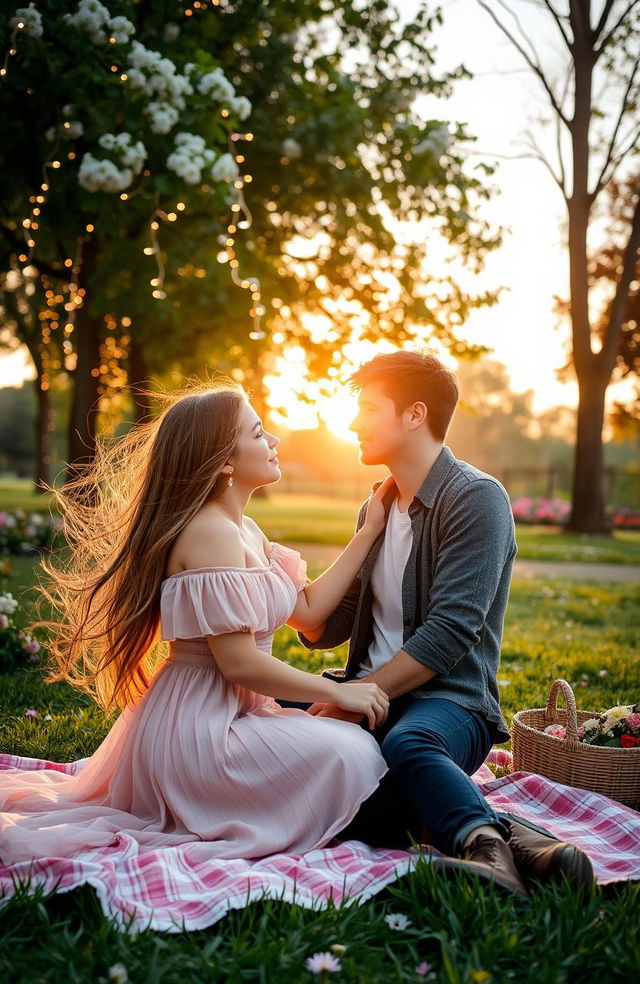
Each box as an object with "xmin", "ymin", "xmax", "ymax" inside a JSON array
[{"xmin": 544, "ymin": 678, "xmax": 580, "ymax": 746}]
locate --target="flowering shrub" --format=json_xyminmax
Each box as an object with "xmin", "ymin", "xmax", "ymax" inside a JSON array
[
  {"xmin": 0, "ymin": 591, "xmax": 43, "ymax": 672},
  {"xmin": 511, "ymin": 496, "xmax": 571, "ymax": 526},
  {"xmin": 0, "ymin": 510, "xmax": 63, "ymax": 555},
  {"xmin": 9, "ymin": 1, "xmax": 252, "ymax": 198},
  {"xmin": 543, "ymin": 702, "xmax": 640, "ymax": 747},
  {"xmin": 610, "ymin": 507, "xmax": 640, "ymax": 530},
  {"xmin": 512, "ymin": 497, "xmax": 640, "ymax": 529}
]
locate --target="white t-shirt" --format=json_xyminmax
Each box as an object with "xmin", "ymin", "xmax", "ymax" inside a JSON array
[{"xmin": 356, "ymin": 497, "xmax": 413, "ymax": 678}]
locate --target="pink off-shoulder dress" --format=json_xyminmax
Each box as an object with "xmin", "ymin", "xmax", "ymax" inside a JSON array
[{"xmin": 0, "ymin": 543, "xmax": 388, "ymax": 864}]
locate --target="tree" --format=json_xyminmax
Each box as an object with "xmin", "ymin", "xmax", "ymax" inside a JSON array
[
  {"xmin": 102, "ymin": 0, "xmax": 503, "ymax": 414},
  {"xmin": 477, "ymin": 0, "xmax": 640, "ymax": 532},
  {"xmin": 0, "ymin": 0, "xmax": 251, "ymax": 476},
  {"xmin": 590, "ymin": 175, "xmax": 640, "ymax": 435},
  {"xmin": 0, "ymin": 267, "xmax": 64, "ymax": 488},
  {"xmin": 2, "ymin": 1, "xmax": 503, "ymax": 482}
]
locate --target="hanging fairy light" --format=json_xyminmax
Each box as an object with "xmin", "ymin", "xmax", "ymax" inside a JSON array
[
  {"xmin": 1, "ymin": 8, "xmax": 44, "ymax": 79},
  {"xmin": 216, "ymin": 129, "xmax": 266, "ymax": 339}
]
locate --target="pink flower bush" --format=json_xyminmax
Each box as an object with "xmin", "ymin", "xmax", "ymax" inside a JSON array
[
  {"xmin": 0, "ymin": 510, "xmax": 63, "ymax": 555},
  {"xmin": 511, "ymin": 497, "xmax": 570, "ymax": 526}
]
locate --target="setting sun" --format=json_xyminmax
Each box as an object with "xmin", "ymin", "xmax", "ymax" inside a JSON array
[{"xmin": 264, "ymin": 335, "xmax": 459, "ymax": 442}]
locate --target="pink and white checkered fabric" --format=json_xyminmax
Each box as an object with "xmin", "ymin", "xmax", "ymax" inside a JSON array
[{"xmin": 1, "ymin": 748, "xmax": 638, "ymax": 933}]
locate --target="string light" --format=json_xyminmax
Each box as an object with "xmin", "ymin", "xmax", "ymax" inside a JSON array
[
  {"xmin": 1, "ymin": 23, "xmax": 22, "ymax": 80},
  {"xmin": 215, "ymin": 131, "xmax": 266, "ymax": 338}
]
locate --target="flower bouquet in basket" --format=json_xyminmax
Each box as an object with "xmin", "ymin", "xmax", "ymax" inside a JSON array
[
  {"xmin": 575, "ymin": 704, "xmax": 640, "ymax": 748},
  {"xmin": 512, "ymin": 679, "xmax": 640, "ymax": 808}
]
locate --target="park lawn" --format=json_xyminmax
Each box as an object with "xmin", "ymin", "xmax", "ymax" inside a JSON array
[
  {"xmin": 1, "ymin": 556, "xmax": 639, "ymax": 982},
  {"xmin": 2, "ymin": 480, "xmax": 640, "ymax": 565}
]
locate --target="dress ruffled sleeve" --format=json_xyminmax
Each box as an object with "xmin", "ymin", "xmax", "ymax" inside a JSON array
[
  {"xmin": 270, "ymin": 542, "xmax": 308, "ymax": 592},
  {"xmin": 160, "ymin": 569, "xmax": 271, "ymax": 642}
]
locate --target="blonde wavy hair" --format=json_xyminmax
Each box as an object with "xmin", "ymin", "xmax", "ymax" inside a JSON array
[{"xmin": 36, "ymin": 380, "xmax": 246, "ymax": 712}]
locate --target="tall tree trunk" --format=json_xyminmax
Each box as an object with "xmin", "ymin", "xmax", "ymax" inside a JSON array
[
  {"xmin": 67, "ymin": 306, "xmax": 102, "ymax": 481},
  {"xmin": 567, "ymin": 367, "xmax": 609, "ymax": 533},
  {"xmin": 128, "ymin": 335, "xmax": 154, "ymax": 424},
  {"xmin": 33, "ymin": 376, "xmax": 52, "ymax": 492}
]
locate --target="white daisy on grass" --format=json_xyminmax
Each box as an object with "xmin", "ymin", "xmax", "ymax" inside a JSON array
[
  {"xmin": 108, "ymin": 963, "xmax": 128, "ymax": 984},
  {"xmin": 305, "ymin": 951, "xmax": 342, "ymax": 974},
  {"xmin": 384, "ymin": 912, "xmax": 411, "ymax": 931}
]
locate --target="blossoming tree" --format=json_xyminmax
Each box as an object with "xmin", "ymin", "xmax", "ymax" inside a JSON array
[
  {"xmin": 0, "ymin": 0, "xmax": 252, "ymax": 477},
  {"xmin": 1, "ymin": 0, "xmax": 502, "ymax": 483}
]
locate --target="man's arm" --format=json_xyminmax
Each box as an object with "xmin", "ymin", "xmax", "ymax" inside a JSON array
[{"xmin": 309, "ymin": 479, "xmax": 514, "ymax": 717}]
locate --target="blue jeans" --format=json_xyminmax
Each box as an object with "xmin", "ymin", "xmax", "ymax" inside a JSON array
[{"xmin": 276, "ymin": 695, "xmax": 509, "ymax": 857}]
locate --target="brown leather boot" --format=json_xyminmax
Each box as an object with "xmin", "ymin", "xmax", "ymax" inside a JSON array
[
  {"xmin": 435, "ymin": 833, "xmax": 529, "ymax": 898},
  {"xmin": 505, "ymin": 815, "xmax": 594, "ymax": 893}
]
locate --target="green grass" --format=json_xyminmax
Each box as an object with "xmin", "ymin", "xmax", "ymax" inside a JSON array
[
  {"xmin": 2, "ymin": 480, "xmax": 640, "ymax": 565},
  {"xmin": 0, "ymin": 478, "xmax": 54, "ymax": 513},
  {"xmin": 1, "ymin": 557, "xmax": 639, "ymax": 980}
]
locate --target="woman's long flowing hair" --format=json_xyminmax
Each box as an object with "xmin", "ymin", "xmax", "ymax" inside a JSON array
[{"xmin": 36, "ymin": 381, "xmax": 245, "ymax": 712}]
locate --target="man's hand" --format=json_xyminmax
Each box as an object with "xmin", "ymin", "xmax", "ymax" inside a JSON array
[{"xmin": 306, "ymin": 702, "xmax": 364, "ymax": 724}]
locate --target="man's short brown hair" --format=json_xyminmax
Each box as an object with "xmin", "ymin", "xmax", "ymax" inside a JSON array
[{"xmin": 349, "ymin": 350, "xmax": 459, "ymax": 442}]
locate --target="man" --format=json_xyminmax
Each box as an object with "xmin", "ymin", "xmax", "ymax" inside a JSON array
[{"xmin": 296, "ymin": 350, "xmax": 592, "ymax": 897}]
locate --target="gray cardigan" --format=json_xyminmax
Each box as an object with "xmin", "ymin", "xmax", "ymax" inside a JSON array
[{"xmin": 299, "ymin": 446, "xmax": 515, "ymax": 744}]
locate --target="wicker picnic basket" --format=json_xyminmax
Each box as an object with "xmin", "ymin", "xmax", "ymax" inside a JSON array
[{"xmin": 511, "ymin": 678, "xmax": 640, "ymax": 809}]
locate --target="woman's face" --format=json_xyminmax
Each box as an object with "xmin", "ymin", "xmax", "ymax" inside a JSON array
[{"xmin": 227, "ymin": 400, "xmax": 280, "ymax": 489}]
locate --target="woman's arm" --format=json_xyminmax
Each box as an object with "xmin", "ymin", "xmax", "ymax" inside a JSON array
[
  {"xmin": 287, "ymin": 476, "xmax": 396, "ymax": 634},
  {"xmin": 207, "ymin": 631, "xmax": 389, "ymax": 730}
]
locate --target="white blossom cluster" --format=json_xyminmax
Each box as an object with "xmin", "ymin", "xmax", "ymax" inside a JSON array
[
  {"xmin": 211, "ymin": 153, "xmax": 239, "ymax": 183},
  {"xmin": 46, "ymin": 120, "xmax": 84, "ymax": 142},
  {"xmin": 282, "ymin": 138, "xmax": 302, "ymax": 160},
  {"xmin": 197, "ymin": 67, "xmax": 251, "ymax": 120},
  {"xmin": 126, "ymin": 41, "xmax": 193, "ymax": 110},
  {"xmin": 63, "ymin": 1, "xmax": 134, "ymax": 46},
  {"xmin": 0, "ymin": 593, "xmax": 18, "ymax": 616},
  {"xmin": 144, "ymin": 101, "xmax": 179, "ymax": 135},
  {"xmin": 78, "ymin": 132, "xmax": 146, "ymax": 192},
  {"xmin": 166, "ymin": 132, "xmax": 216, "ymax": 185},
  {"xmin": 9, "ymin": 7, "xmax": 44, "ymax": 37}
]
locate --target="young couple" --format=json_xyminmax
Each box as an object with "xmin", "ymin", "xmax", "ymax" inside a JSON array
[{"xmin": 0, "ymin": 350, "xmax": 592, "ymax": 897}]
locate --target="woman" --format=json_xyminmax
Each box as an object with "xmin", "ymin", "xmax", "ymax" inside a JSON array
[{"xmin": 0, "ymin": 382, "xmax": 392, "ymax": 864}]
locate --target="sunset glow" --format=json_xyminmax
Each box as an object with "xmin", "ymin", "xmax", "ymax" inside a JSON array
[{"xmin": 264, "ymin": 334, "xmax": 458, "ymax": 441}]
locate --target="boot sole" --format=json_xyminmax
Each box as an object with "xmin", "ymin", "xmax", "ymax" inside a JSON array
[{"xmin": 433, "ymin": 856, "xmax": 529, "ymax": 899}]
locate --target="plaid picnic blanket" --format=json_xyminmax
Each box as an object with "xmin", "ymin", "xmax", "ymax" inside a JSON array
[{"xmin": 1, "ymin": 748, "xmax": 638, "ymax": 933}]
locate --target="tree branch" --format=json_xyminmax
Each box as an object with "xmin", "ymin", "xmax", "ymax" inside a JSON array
[
  {"xmin": 594, "ymin": 0, "xmax": 640, "ymax": 57},
  {"xmin": 476, "ymin": 0, "xmax": 571, "ymax": 127},
  {"xmin": 539, "ymin": 0, "xmax": 573, "ymax": 50},
  {"xmin": 599, "ymin": 122, "xmax": 640, "ymax": 190},
  {"xmin": 592, "ymin": 56, "xmax": 640, "ymax": 197},
  {"xmin": 521, "ymin": 129, "xmax": 567, "ymax": 196},
  {"xmin": 593, "ymin": 0, "xmax": 617, "ymax": 39},
  {"xmin": 602, "ymin": 191, "xmax": 640, "ymax": 369}
]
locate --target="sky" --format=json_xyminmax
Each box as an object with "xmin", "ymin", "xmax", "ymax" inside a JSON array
[{"xmin": 1, "ymin": 0, "xmax": 633, "ymax": 418}]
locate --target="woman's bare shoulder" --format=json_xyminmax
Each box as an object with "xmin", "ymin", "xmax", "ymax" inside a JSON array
[{"xmin": 167, "ymin": 507, "xmax": 245, "ymax": 574}]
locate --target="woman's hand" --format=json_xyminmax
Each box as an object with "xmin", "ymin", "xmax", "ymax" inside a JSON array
[
  {"xmin": 361, "ymin": 475, "xmax": 397, "ymax": 540},
  {"xmin": 332, "ymin": 680, "xmax": 390, "ymax": 730}
]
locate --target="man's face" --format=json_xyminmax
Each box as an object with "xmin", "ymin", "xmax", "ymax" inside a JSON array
[{"xmin": 349, "ymin": 382, "xmax": 407, "ymax": 466}]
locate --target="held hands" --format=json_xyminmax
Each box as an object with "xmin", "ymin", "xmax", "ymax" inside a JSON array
[
  {"xmin": 361, "ymin": 475, "xmax": 397, "ymax": 540},
  {"xmin": 308, "ymin": 680, "xmax": 390, "ymax": 730}
]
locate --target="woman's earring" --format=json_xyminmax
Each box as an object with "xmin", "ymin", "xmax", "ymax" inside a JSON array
[{"xmin": 227, "ymin": 474, "xmax": 234, "ymax": 487}]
